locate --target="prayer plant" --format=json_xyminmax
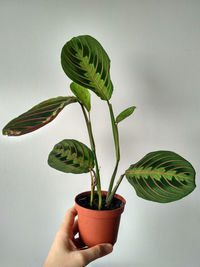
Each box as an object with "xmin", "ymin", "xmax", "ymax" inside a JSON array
[{"xmin": 2, "ymin": 35, "xmax": 196, "ymax": 210}]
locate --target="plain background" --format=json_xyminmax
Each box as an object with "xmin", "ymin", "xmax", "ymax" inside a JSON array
[{"xmin": 0, "ymin": 1, "xmax": 199, "ymax": 266}]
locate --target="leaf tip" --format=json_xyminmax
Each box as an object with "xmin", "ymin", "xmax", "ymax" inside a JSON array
[
  {"xmin": 2, "ymin": 127, "xmax": 21, "ymax": 136},
  {"xmin": 2, "ymin": 128, "xmax": 7, "ymax": 135}
]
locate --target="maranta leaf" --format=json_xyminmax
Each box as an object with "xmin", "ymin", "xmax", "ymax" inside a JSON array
[
  {"xmin": 70, "ymin": 82, "xmax": 91, "ymax": 112},
  {"xmin": 116, "ymin": 106, "xmax": 136, "ymax": 124},
  {"xmin": 2, "ymin": 96, "xmax": 77, "ymax": 136},
  {"xmin": 48, "ymin": 139, "xmax": 95, "ymax": 174},
  {"xmin": 61, "ymin": 35, "xmax": 113, "ymax": 100},
  {"xmin": 125, "ymin": 151, "xmax": 196, "ymax": 203}
]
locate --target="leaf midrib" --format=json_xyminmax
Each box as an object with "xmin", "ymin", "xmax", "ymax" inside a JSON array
[
  {"xmin": 77, "ymin": 50, "xmax": 108, "ymax": 99},
  {"xmin": 59, "ymin": 143, "xmax": 92, "ymax": 170},
  {"xmin": 126, "ymin": 169, "xmax": 190, "ymax": 180}
]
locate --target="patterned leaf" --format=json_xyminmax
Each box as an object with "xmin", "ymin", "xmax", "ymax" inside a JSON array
[
  {"xmin": 2, "ymin": 96, "xmax": 77, "ymax": 136},
  {"xmin": 48, "ymin": 139, "xmax": 95, "ymax": 174},
  {"xmin": 70, "ymin": 82, "xmax": 91, "ymax": 111},
  {"xmin": 61, "ymin": 35, "xmax": 113, "ymax": 100},
  {"xmin": 125, "ymin": 151, "xmax": 196, "ymax": 203},
  {"xmin": 116, "ymin": 106, "xmax": 136, "ymax": 124}
]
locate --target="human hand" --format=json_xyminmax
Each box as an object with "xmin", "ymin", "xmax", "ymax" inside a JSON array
[{"xmin": 43, "ymin": 207, "xmax": 113, "ymax": 267}]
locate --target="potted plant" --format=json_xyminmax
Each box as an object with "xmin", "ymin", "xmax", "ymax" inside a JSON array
[{"xmin": 2, "ymin": 35, "xmax": 196, "ymax": 247}]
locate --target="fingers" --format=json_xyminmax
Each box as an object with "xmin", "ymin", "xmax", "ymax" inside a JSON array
[
  {"xmin": 73, "ymin": 220, "xmax": 87, "ymax": 249},
  {"xmin": 79, "ymin": 243, "xmax": 113, "ymax": 265},
  {"xmin": 59, "ymin": 206, "xmax": 77, "ymax": 237},
  {"xmin": 73, "ymin": 219, "xmax": 79, "ymax": 236}
]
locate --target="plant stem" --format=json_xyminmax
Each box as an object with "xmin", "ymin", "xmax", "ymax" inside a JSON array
[
  {"xmin": 106, "ymin": 101, "xmax": 120, "ymax": 202},
  {"xmin": 106, "ymin": 173, "xmax": 125, "ymax": 204},
  {"xmin": 107, "ymin": 160, "xmax": 119, "ymax": 198},
  {"xmin": 80, "ymin": 104, "xmax": 102, "ymax": 209},
  {"xmin": 90, "ymin": 170, "xmax": 94, "ymax": 206}
]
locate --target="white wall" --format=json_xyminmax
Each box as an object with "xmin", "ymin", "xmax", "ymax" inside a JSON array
[{"xmin": 0, "ymin": 1, "xmax": 199, "ymax": 266}]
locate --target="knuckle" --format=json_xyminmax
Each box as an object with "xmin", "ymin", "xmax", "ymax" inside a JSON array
[
  {"xmin": 77, "ymin": 252, "xmax": 88, "ymax": 266},
  {"xmin": 94, "ymin": 245, "xmax": 103, "ymax": 256}
]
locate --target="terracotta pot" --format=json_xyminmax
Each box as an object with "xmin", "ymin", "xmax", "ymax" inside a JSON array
[{"xmin": 75, "ymin": 191, "xmax": 126, "ymax": 247}]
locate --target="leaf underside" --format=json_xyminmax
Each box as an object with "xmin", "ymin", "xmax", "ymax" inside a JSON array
[
  {"xmin": 48, "ymin": 139, "xmax": 95, "ymax": 174},
  {"xmin": 2, "ymin": 96, "xmax": 77, "ymax": 136},
  {"xmin": 126, "ymin": 151, "xmax": 196, "ymax": 203},
  {"xmin": 70, "ymin": 82, "xmax": 91, "ymax": 112},
  {"xmin": 61, "ymin": 35, "xmax": 113, "ymax": 101}
]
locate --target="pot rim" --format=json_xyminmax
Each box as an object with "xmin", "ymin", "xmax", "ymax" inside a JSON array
[{"xmin": 75, "ymin": 190, "xmax": 126, "ymax": 216}]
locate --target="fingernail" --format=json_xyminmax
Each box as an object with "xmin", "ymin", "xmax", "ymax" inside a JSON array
[{"xmin": 104, "ymin": 243, "xmax": 113, "ymax": 253}]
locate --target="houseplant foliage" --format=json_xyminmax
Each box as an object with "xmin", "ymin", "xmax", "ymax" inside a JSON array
[{"xmin": 2, "ymin": 35, "xmax": 196, "ymax": 211}]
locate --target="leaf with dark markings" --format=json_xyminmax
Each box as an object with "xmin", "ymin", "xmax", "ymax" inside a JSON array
[
  {"xmin": 116, "ymin": 106, "xmax": 136, "ymax": 124},
  {"xmin": 70, "ymin": 82, "xmax": 91, "ymax": 112},
  {"xmin": 48, "ymin": 139, "xmax": 95, "ymax": 174},
  {"xmin": 125, "ymin": 151, "xmax": 196, "ymax": 203},
  {"xmin": 61, "ymin": 35, "xmax": 113, "ymax": 100},
  {"xmin": 2, "ymin": 96, "xmax": 77, "ymax": 136}
]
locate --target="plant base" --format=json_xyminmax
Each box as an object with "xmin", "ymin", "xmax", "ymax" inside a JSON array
[{"xmin": 75, "ymin": 191, "xmax": 126, "ymax": 247}]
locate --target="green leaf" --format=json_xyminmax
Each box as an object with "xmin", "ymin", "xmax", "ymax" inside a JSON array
[
  {"xmin": 2, "ymin": 96, "xmax": 77, "ymax": 136},
  {"xmin": 61, "ymin": 35, "xmax": 113, "ymax": 101},
  {"xmin": 116, "ymin": 106, "xmax": 136, "ymax": 123},
  {"xmin": 125, "ymin": 151, "xmax": 196, "ymax": 203},
  {"xmin": 48, "ymin": 139, "xmax": 95, "ymax": 174},
  {"xmin": 70, "ymin": 82, "xmax": 91, "ymax": 112}
]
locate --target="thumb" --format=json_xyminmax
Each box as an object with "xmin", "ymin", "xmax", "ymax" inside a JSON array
[{"xmin": 80, "ymin": 243, "xmax": 113, "ymax": 265}]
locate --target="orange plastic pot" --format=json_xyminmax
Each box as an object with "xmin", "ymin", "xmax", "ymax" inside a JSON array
[{"xmin": 75, "ymin": 191, "xmax": 126, "ymax": 247}]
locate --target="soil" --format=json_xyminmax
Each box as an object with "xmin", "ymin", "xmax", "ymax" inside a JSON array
[{"xmin": 76, "ymin": 193, "xmax": 124, "ymax": 210}]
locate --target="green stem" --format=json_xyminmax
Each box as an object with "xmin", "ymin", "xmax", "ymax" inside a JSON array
[
  {"xmin": 90, "ymin": 170, "xmax": 94, "ymax": 206},
  {"xmin": 90, "ymin": 187, "xmax": 94, "ymax": 206},
  {"xmin": 80, "ymin": 104, "xmax": 102, "ymax": 209},
  {"xmin": 106, "ymin": 173, "xmax": 125, "ymax": 204},
  {"xmin": 107, "ymin": 160, "xmax": 119, "ymax": 199},
  {"xmin": 106, "ymin": 101, "xmax": 120, "ymax": 202}
]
